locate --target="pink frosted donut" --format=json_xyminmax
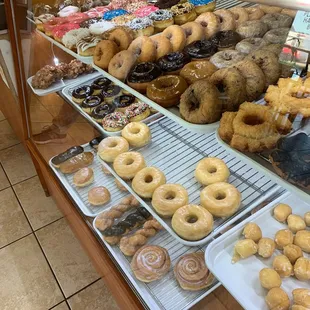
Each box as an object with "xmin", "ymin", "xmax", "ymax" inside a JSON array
[
  {"xmin": 58, "ymin": 6, "xmax": 79, "ymax": 17},
  {"xmin": 134, "ymin": 5, "xmax": 159, "ymax": 17},
  {"xmin": 67, "ymin": 12, "xmax": 89, "ymax": 24},
  {"xmin": 85, "ymin": 7, "xmax": 110, "ymax": 18},
  {"xmin": 52, "ymin": 23, "xmax": 80, "ymax": 41}
]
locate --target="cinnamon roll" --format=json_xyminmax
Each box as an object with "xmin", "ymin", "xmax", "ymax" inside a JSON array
[{"xmin": 131, "ymin": 245, "xmax": 171, "ymax": 282}]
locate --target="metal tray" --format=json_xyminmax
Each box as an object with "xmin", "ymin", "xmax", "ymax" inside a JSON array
[
  {"xmin": 93, "ymin": 210, "xmax": 220, "ymax": 310},
  {"xmin": 61, "ymin": 75, "xmax": 163, "ymax": 136},
  {"xmin": 205, "ymin": 192, "xmax": 310, "ymax": 310},
  {"xmin": 98, "ymin": 117, "xmax": 281, "ymax": 246}
]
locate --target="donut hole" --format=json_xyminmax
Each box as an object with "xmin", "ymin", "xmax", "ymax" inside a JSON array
[
  {"xmin": 200, "ymin": 21, "xmax": 208, "ymax": 28},
  {"xmin": 125, "ymin": 158, "xmax": 134, "ymax": 165},
  {"xmin": 131, "ymin": 127, "xmax": 141, "ymax": 134},
  {"xmin": 144, "ymin": 175, "xmax": 153, "ymax": 183},
  {"xmin": 186, "ymin": 214, "xmax": 198, "ymax": 224},
  {"xmin": 243, "ymin": 115, "xmax": 264, "ymax": 126},
  {"xmin": 188, "ymin": 93, "xmax": 200, "ymax": 111},
  {"xmin": 207, "ymin": 166, "xmax": 217, "ymax": 174},
  {"xmin": 159, "ymin": 80, "xmax": 175, "ymax": 89},
  {"xmin": 185, "ymin": 28, "xmax": 192, "ymax": 37},
  {"xmin": 215, "ymin": 191, "xmax": 226, "ymax": 200},
  {"xmin": 164, "ymin": 191, "xmax": 176, "ymax": 200},
  {"xmin": 109, "ymin": 141, "xmax": 118, "ymax": 148}
]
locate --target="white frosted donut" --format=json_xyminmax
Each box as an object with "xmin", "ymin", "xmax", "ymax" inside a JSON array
[
  {"xmin": 152, "ymin": 184, "xmax": 189, "ymax": 218},
  {"xmin": 98, "ymin": 137, "xmax": 129, "ymax": 163},
  {"xmin": 62, "ymin": 28, "xmax": 90, "ymax": 50},
  {"xmin": 58, "ymin": 5, "xmax": 79, "ymax": 17},
  {"xmin": 132, "ymin": 167, "xmax": 166, "ymax": 198},
  {"xmin": 113, "ymin": 152, "xmax": 146, "ymax": 180},
  {"xmin": 89, "ymin": 21, "xmax": 116, "ymax": 35},
  {"xmin": 195, "ymin": 157, "xmax": 230, "ymax": 185},
  {"xmin": 121, "ymin": 122, "xmax": 151, "ymax": 148},
  {"xmin": 200, "ymin": 182, "xmax": 241, "ymax": 217}
]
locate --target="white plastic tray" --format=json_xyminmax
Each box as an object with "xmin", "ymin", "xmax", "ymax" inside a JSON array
[
  {"xmin": 27, "ymin": 71, "xmax": 100, "ymax": 96},
  {"xmin": 93, "ymin": 210, "xmax": 220, "ymax": 310},
  {"xmin": 216, "ymin": 130, "xmax": 310, "ymax": 205},
  {"xmin": 36, "ymin": 30, "xmax": 93, "ymax": 64},
  {"xmin": 98, "ymin": 117, "xmax": 281, "ymax": 246},
  {"xmin": 61, "ymin": 75, "xmax": 163, "ymax": 136},
  {"xmin": 49, "ymin": 144, "xmax": 129, "ymax": 217},
  {"xmin": 205, "ymin": 192, "xmax": 310, "ymax": 310}
]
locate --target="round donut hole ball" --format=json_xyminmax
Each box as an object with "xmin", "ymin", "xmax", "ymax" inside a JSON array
[
  {"xmin": 258, "ymin": 237, "xmax": 275, "ymax": 258},
  {"xmin": 273, "ymin": 203, "xmax": 292, "ymax": 222},
  {"xmin": 293, "ymin": 288, "xmax": 310, "ymax": 308},
  {"xmin": 294, "ymin": 230, "xmax": 310, "ymax": 253},
  {"xmin": 265, "ymin": 287, "xmax": 290, "ymax": 310},
  {"xmin": 283, "ymin": 244, "xmax": 303, "ymax": 264},
  {"xmin": 304, "ymin": 212, "xmax": 310, "ymax": 226},
  {"xmin": 259, "ymin": 268, "xmax": 282, "ymax": 290},
  {"xmin": 242, "ymin": 222, "xmax": 262, "ymax": 243},
  {"xmin": 232, "ymin": 239, "xmax": 258, "ymax": 263},
  {"xmin": 274, "ymin": 229, "xmax": 294, "ymax": 250},
  {"xmin": 294, "ymin": 257, "xmax": 310, "ymax": 281},
  {"xmin": 273, "ymin": 255, "xmax": 293, "ymax": 278},
  {"xmin": 287, "ymin": 214, "xmax": 306, "ymax": 233}
]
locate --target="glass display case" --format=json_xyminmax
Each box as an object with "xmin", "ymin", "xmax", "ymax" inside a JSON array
[{"xmin": 1, "ymin": 0, "xmax": 310, "ymax": 309}]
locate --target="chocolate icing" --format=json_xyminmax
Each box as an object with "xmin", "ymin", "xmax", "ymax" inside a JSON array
[
  {"xmin": 89, "ymin": 136, "xmax": 104, "ymax": 149},
  {"xmin": 211, "ymin": 30, "xmax": 242, "ymax": 49},
  {"xmin": 127, "ymin": 62, "xmax": 162, "ymax": 84},
  {"xmin": 184, "ymin": 40, "xmax": 218, "ymax": 59},
  {"xmin": 270, "ymin": 133, "xmax": 310, "ymax": 189},
  {"xmin": 79, "ymin": 17, "xmax": 102, "ymax": 28},
  {"xmin": 72, "ymin": 85, "xmax": 93, "ymax": 99},
  {"xmin": 81, "ymin": 95, "xmax": 102, "ymax": 109},
  {"xmin": 155, "ymin": 0, "xmax": 179, "ymax": 9},
  {"xmin": 101, "ymin": 85, "xmax": 122, "ymax": 98},
  {"xmin": 92, "ymin": 77, "xmax": 112, "ymax": 90},
  {"xmin": 91, "ymin": 103, "xmax": 116, "ymax": 120},
  {"xmin": 157, "ymin": 52, "xmax": 191, "ymax": 73},
  {"xmin": 113, "ymin": 94, "xmax": 135, "ymax": 108},
  {"xmin": 51, "ymin": 146, "xmax": 84, "ymax": 166}
]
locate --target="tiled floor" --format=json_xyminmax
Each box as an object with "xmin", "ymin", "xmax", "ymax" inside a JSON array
[{"xmin": 0, "ymin": 114, "xmax": 119, "ymax": 310}]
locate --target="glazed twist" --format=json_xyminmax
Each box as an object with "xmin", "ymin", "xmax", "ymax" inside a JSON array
[
  {"xmin": 95, "ymin": 195, "xmax": 139, "ymax": 231},
  {"xmin": 120, "ymin": 220, "xmax": 163, "ymax": 256}
]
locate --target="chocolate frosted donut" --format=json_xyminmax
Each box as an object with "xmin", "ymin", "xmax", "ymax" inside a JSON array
[
  {"xmin": 51, "ymin": 146, "xmax": 84, "ymax": 167},
  {"xmin": 128, "ymin": 62, "xmax": 162, "ymax": 84},
  {"xmin": 101, "ymin": 85, "xmax": 122, "ymax": 102},
  {"xmin": 113, "ymin": 94, "xmax": 136, "ymax": 112},
  {"xmin": 80, "ymin": 17, "xmax": 102, "ymax": 28},
  {"xmin": 157, "ymin": 52, "xmax": 191, "ymax": 74},
  {"xmin": 72, "ymin": 85, "xmax": 93, "ymax": 103},
  {"xmin": 91, "ymin": 103, "xmax": 116, "ymax": 123},
  {"xmin": 92, "ymin": 77, "xmax": 112, "ymax": 90},
  {"xmin": 261, "ymin": 13, "xmax": 293, "ymax": 29},
  {"xmin": 237, "ymin": 20, "xmax": 269, "ymax": 38},
  {"xmin": 81, "ymin": 96, "xmax": 102, "ymax": 114},
  {"xmin": 89, "ymin": 136, "xmax": 104, "ymax": 149},
  {"xmin": 210, "ymin": 30, "xmax": 241, "ymax": 50},
  {"xmin": 155, "ymin": 0, "xmax": 180, "ymax": 9},
  {"xmin": 183, "ymin": 40, "xmax": 218, "ymax": 60}
]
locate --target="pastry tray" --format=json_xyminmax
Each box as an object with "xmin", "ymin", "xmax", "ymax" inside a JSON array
[
  {"xmin": 49, "ymin": 144, "xmax": 129, "ymax": 217},
  {"xmin": 98, "ymin": 116, "xmax": 282, "ymax": 246},
  {"xmin": 93, "ymin": 210, "xmax": 220, "ymax": 310},
  {"xmin": 27, "ymin": 71, "xmax": 100, "ymax": 96},
  {"xmin": 216, "ymin": 130, "xmax": 310, "ymax": 205},
  {"xmin": 205, "ymin": 192, "xmax": 310, "ymax": 310},
  {"xmin": 61, "ymin": 75, "xmax": 163, "ymax": 136}
]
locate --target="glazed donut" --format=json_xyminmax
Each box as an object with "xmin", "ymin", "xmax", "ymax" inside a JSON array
[
  {"xmin": 147, "ymin": 75, "xmax": 188, "ymax": 108},
  {"xmin": 236, "ymin": 20, "xmax": 268, "ymax": 39},
  {"xmin": 246, "ymin": 49, "xmax": 281, "ymax": 87},
  {"xmin": 151, "ymin": 35, "xmax": 173, "ymax": 60},
  {"xmin": 181, "ymin": 22, "xmax": 205, "ymax": 45},
  {"xmin": 180, "ymin": 60, "xmax": 217, "ymax": 84},
  {"xmin": 108, "ymin": 50, "xmax": 137, "ymax": 81},
  {"xmin": 162, "ymin": 25, "xmax": 186, "ymax": 52},
  {"xmin": 210, "ymin": 50, "xmax": 245, "ymax": 69},
  {"xmin": 113, "ymin": 152, "xmax": 146, "ymax": 179},
  {"xmin": 109, "ymin": 28, "xmax": 133, "ymax": 50},
  {"xmin": 127, "ymin": 62, "xmax": 162, "ymax": 93},
  {"xmin": 235, "ymin": 38, "xmax": 268, "ymax": 54},
  {"xmin": 179, "ymin": 80, "xmax": 222, "ymax": 124},
  {"xmin": 210, "ymin": 67, "xmax": 247, "ymax": 111},
  {"xmin": 281, "ymin": 8, "xmax": 297, "ymax": 18},
  {"xmin": 233, "ymin": 59, "xmax": 266, "ymax": 101},
  {"xmin": 263, "ymin": 28, "xmax": 290, "ymax": 44},
  {"xmin": 200, "ymin": 182, "xmax": 241, "ymax": 217},
  {"xmin": 210, "ymin": 30, "xmax": 241, "ymax": 50},
  {"xmin": 261, "ymin": 13, "xmax": 293, "ymax": 29},
  {"xmin": 184, "ymin": 40, "xmax": 217, "ymax": 60},
  {"xmin": 259, "ymin": 5, "xmax": 282, "ymax": 14},
  {"xmin": 121, "ymin": 122, "xmax": 151, "ymax": 147},
  {"xmin": 157, "ymin": 52, "xmax": 191, "ymax": 75},
  {"xmin": 132, "ymin": 167, "xmax": 166, "ymax": 198},
  {"xmin": 98, "ymin": 137, "xmax": 129, "ymax": 163},
  {"xmin": 246, "ymin": 7, "xmax": 265, "ymax": 21},
  {"xmin": 195, "ymin": 158, "xmax": 230, "ymax": 185},
  {"xmin": 171, "ymin": 204, "xmax": 214, "ymax": 241},
  {"xmin": 195, "ymin": 12, "xmax": 220, "ymax": 39},
  {"xmin": 214, "ymin": 9, "xmax": 236, "ymax": 31},
  {"xmin": 93, "ymin": 40, "xmax": 119, "ymax": 70},
  {"xmin": 152, "ymin": 184, "xmax": 189, "ymax": 218},
  {"xmin": 58, "ymin": 5, "xmax": 79, "ymax": 17},
  {"xmin": 229, "ymin": 7, "xmax": 249, "ymax": 27},
  {"xmin": 128, "ymin": 36, "xmax": 157, "ymax": 63}
]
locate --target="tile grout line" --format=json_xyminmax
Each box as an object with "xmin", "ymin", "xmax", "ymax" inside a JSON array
[
  {"xmin": 0, "ymin": 232, "xmax": 33, "ymax": 251},
  {"xmin": 65, "ymin": 277, "xmax": 101, "ymax": 300},
  {"xmin": 0, "ymin": 141, "xmax": 21, "ymax": 154}
]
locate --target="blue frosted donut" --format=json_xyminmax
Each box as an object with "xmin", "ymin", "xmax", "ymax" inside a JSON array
[
  {"xmin": 103, "ymin": 9, "xmax": 128, "ymax": 21},
  {"xmin": 189, "ymin": 0, "xmax": 214, "ymax": 5}
]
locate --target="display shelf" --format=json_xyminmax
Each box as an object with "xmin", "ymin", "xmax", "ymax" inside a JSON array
[
  {"xmin": 240, "ymin": 0, "xmax": 310, "ymax": 11},
  {"xmin": 205, "ymin": 192, "xmax": 310, "ymax": 310},
  {"xmin": 93, "ymin": 214, "xmax": 220, "ymax": 310},
  {"xmin": 216, "ymin": 130, "xmax": 310, "ymax": 205},
  {"xmin": 61, "ymin": 75, "xmax": 163, "ymax": 136},
  {"xmin": 99, "ymin": 116, "xmax": 281, "ymax": 246}
]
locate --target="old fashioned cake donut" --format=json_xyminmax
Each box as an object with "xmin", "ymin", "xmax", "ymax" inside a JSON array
[
  {"xmin": 162, "ymin": 25, "xmax": 186, "ymax": 52},
  {"xmin": 181, "ymin": 22, "xmax": 205, "ymax": 45},
  {"xmin": 195, "ymin": 12, "xmax": 220, "ymax": 39},
  {"xmin": 214, "ymin": 9, "xmax": 236, "ymax": 31},
  {"xmin": 151, "ymin": 35, "xmax": 173, "ymax": 60},
  {"xmin": 246, "ymin": 7, "xmax": 264, "ymax": 20},
  {"xmin": 229, "ymin": 7, "xmax": 249, "ymax": 27},
  {"xmin": 128, "ymin": 36, "xmax": 157, "ymax": 63},
  {"xmin": 93, "ymin": 40, "xmax": 119, "ymax": 70}
]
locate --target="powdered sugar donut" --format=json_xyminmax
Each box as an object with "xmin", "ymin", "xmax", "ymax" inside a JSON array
[
  {"xmin": 58, "ymin": 6, "xmax": 79, "ymax": 17},
  {"xmin": 134, "ymin": 5, "xmax": 159, "ymax": 18}
]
